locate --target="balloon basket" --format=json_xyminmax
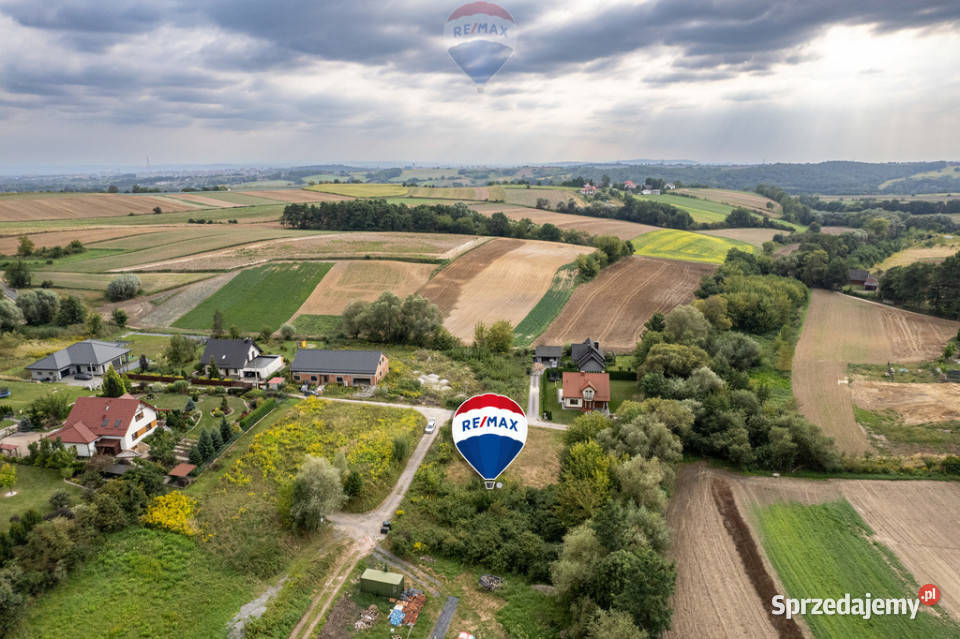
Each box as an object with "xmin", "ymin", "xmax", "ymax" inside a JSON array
[{"xmin": 484, "ymin": 480, "xmax": 496, "ymax": 490}]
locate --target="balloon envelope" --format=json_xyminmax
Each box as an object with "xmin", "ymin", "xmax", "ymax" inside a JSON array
[
  {"xmin": 452, "ymin": 393, "xmax": 527, "ymax": 481},
  {"xmin": 444, "ymin": 2, "xmax": 517, "ymax": 85}
]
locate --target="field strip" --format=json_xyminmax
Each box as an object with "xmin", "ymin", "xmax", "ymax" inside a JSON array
[
  {"xmin": 287, "ymin": 543, "xmax": 366, "ymax": 639},
  {"xmin": 115, "ymin": 233, "xmax": 337, "ymax": 271}
]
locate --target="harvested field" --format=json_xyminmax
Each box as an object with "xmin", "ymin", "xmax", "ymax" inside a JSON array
[
  {"xmin": 134, "ymin": 272, "xmax": 239, "ymax": 327},
  {"xmin": 0, "ymin": 227, "xmax": 165, "ymax": 255},
  {"xmin": 877, "ymin": 238, "xmax": 960, "ymax": 270},
  {"xmin": 676, "ymin": 188, "xmax": 782, "ymax": 215},
  {"xmin": 701, "ymin": 228, "xmax": 783, "ymax": 247},
  {"xmin": 471, "ymin": 203, "xmax": 658, "ymax": 241},
  {"xmin": 850, "ymin": 379, "xmax": 960, "ymax": 425},
  {"xmin": 306, "ymin": 183, "xmax": 408, "ymax": 198},
  {"xmin": 291, "ymin": 260, "xmax": 436, "ymax": 317},
  {"xmin": 636, "ymin": 193, "xmax": 733, "ymax": 224},
  {"xmin": 665, "ymin": 465, "xmax": 785, "ymax": 639},
  {"xmin": 0, "ymin": 194, "xmax": 204, "ymax": 221},
  {"xmin": 242, "ymin": 189, "xmax": 353, "ymax": 203},
  {"xmin": 42, "ymin": 271, "xmax": 215, "ymax": 294},
  {"xmin": 125, "ymin": 232, "xmax": 478, "ymax": 272},
  {"xmin": 163, "ymin": 193, "xmax": 244, "ymax": 208},
  {"xmin": 792, "ymin": 291, "xmax": 959, "ymax": 454},
  {"xmin": 503, "ymin": 187, "xmax": 585, "ymax": 209},
  {"xmin": 420, "ymin": 239, "xmax": 591, "ymax": 342},
  {"xmin": 538, "ymin": 257, "xmax": 715, "ymax": 352}
]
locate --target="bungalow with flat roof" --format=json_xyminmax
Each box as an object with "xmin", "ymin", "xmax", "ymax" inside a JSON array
[
  {"xmin": 46, "ymin": 394, "xmax": 159, "ymax": 457},
  {"xmin": 291, "ymin": 349, "xmax": 389, "ymax": 387},
  {"xmin": 199, "ymin": 338, "xmax": 284, "ymax": 383},
  {"xmin": 26, "ymin": 339, "xmax": 131, "ymax": 382}
]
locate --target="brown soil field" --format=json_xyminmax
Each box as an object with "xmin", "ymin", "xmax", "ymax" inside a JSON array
[
  {"xmin": 701, "ymin": 228, "xmax": 782, "ymax": 247},
  {"xmin": 0, "ymin": 227, "xmax": 166, "ymax": 254},
  {"xmin": 242, "ymin": 190, "xmax": 353, "ymax": 203},
  {"xmin": 445, "ymin": 426, "xmax": 562, "ymax": 489},
  {"xmin": 676, "ymin": 188, "xmax": 782, "ymax": 215},
  {"xmin": 850, "ymin": 378, "xmax": 960, "ymax": 424},
  {"xmin": 666, "ymin": 464, "xmax": 788, "ymax": 639},
  {"xmin": 669, "ymin": 464, "xmax": 960, "ymax": 635},
  {"xmin": 291, "ymin": 260, "xmax": 436, "ymax": 317},
  {"xmin": 503, "ymin": 188, "xmax": 586, "ymax": 209},
  {"xmin": 164, "ymin": 193, "xmax": 243, "ymax": 208},
  {"xmin": 877, "ymin": 238, "xmax": 960, "ymax": 270},
  {"xmin": 0, "ymin": 194, "xmax": 204, "ymax": 221},
  {"xmin": 471, "ymin": 203, "xmax": 658, "ymax": 241},
  {"xmin": 539, "ymin": 256, "xmax": 715, "ymax": 352},
  {"xmin": 792, "ymin": 291, "xmax": 959, "ymax": 454},
  {"xmin": 122, "ymin": 232, "xmax": 477, "ymax": 272},
  {"xmin": 420, "ymin": 238, "xmax": 591, "ymax": 342}
]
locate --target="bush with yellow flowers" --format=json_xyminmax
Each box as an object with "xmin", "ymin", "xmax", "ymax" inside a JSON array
[{"xmin": 141, "ymin": 492, "xmax": 199, "ymax": 536}]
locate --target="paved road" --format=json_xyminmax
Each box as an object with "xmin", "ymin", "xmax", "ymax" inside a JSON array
[
  {"xmin": 325, "ymin": 398, "xmax": 453, "ymax": 545},
  {"xmin": 526, "ymin": 373, "xmax": 568, "ymax": 431},
  {"xmin": 1, "ymin": 282, "xmax": 17, "ymax": 301}
]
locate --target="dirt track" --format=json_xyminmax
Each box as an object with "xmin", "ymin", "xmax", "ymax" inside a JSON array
[
  {"xmin": 291, "ymin": 260, "xmax": 435, "ymax": 317},
  {"xmin": 539, "ymin": 256, "xmax": 715, "ymax": 352},
  {"xmin": 792, "ymin": 291, "xmax": 958, "ymax": 454},
  {"xmin": 419, "ymin": 238, "xmax": 590, "ymax": 342}
]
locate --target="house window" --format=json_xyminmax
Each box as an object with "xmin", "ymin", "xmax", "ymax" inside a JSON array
[
  {"xmin": 311, "ymin": 376, "xmax": 317, "ymax": 382},
  {"xmin": 135, "ymin": 412, "xmax": 143, "ymax": 421}
]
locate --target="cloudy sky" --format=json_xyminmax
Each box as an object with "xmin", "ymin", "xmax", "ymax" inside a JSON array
[{"xmin": 1, "ymin": 0, "xmax": 958, "ymax": 168}]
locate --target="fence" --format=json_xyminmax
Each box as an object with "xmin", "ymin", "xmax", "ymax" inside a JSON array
[{"xmin": 127, "ymin": 373, "xmax": 253, "ymax": 389}]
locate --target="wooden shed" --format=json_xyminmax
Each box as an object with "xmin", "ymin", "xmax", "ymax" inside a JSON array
[{"xmin": 360, "ymin": 569, "xmax": 404, "ymax": 597}]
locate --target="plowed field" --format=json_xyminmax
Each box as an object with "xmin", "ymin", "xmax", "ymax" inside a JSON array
[
  {"xmin": 291, "ymin": 260, "xmax": 436, "ymax": 317},
  {"xmin": 538, "ymin": 256, "xmax": 715, "ymax": 351},
  {"xmin": 0, "ymin": 194, "xmax": 204, "ymax": 221}
]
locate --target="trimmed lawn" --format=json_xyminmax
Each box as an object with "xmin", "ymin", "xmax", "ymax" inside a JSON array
[
  {"xmin": 0, "ymin": 381, "xmax": 92, "ymax": 413},
  {"xmin": 632, "ymin": 228, "xmax": 755, "ymax": 264},
  {"xmin": 541, "ymin": 374, "xmax": 578, "ymax": 425},
  {"xmin": 9, "ymin": 527, "xmax": 263, "ymax": 639},
  {"xmin": 174, "ymin": 262, "xmax": 333, "ymax": 332},
  {"xmin": 0, "ymin": 465, "xmax": 84, "ymax": 531},
  {"xmin": 756, "ymin": 500, "xmax": 960, "ymax": 639},
  {"xmin": 608, "ymin": 378, "xmax": 640, "ymax": 413}
]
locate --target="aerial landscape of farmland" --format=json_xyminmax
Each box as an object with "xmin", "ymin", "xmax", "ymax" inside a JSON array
[{"xmin": 1, "ymin": 2, "xmax": 960, "ymax": 637}]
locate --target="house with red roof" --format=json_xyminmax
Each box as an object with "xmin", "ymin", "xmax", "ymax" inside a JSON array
[
  {"xmin": 623, "ymin": 180, "xmax": 637, "ymax": 191},
  {"xmin": 579, "ymin": 184, "xmax": 598, "ymax": 195},
  {"xmin": 47, "ymin": 394, "xmax": 159, "ymax": 457},
  {"xmin": 561, "ymin": 372, "xmax": 611, "ymax": 413}
]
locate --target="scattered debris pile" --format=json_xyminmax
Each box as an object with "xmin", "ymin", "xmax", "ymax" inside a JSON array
[
  {"xmin": 478, "ymin": 574, "xmax": 503, "ymax": 591},
  {"xmin": 388, "ymin": 588, "xmax": 427, "ymax": 627},
  {"xmin": 353, "ymin": 605, "xmax": 380, "ymax": 631}
]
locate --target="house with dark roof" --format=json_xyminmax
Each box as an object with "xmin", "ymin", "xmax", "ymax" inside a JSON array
[
  {"xmin": 848, "ymin": 269, "xmax": 870, "ymax": 286},
  {"xmin": 533, "ymin": 345, "xmax": 562, "ymax": 368},
  {"xmin": 27, "ymin": 340, "xmax": 131, "ymax": 382},
  {"xmin": 199, "ymin": 338, "xmax": 284, "ymax": 382},
  {"xmin": 46, "ymin": 394, "xmax": 159, "ymax": 457},
  {"xmin": 571, "ymin": 338, "xmax": 605, "ymax": 373},
  {"xmin": 561, "ymin": 372, "xmax": 610, "ymax": 413},
  {"xmin": 291, "ymin": 349, "xmax": 389, "ymax": 387}
]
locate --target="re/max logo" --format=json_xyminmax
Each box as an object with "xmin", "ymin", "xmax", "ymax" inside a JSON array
[
  {"xmin": 452, "ymin": 23, "xmax": 509, "ymax": 37},
  {"xmin": 460, "ymin": 415, "xmax": 519, "ymax": 431}
]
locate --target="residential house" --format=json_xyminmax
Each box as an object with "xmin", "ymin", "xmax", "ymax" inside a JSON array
[
  {"xmin": 26, "ymin": 339, "xmax": 131, "ymax": 382},
  {"xmin": 199, "ymin": 338, "xmax": 284, "ymax": 383},
  {"xmin": 623, "ymin": 180, "xmax": 637, "ymax": 191},
  {"xmin": 561, "ymin": 372, "xmax": 611, "ymax": 413},
  {"xmin": 664, "ymin": 183, "xmax": 676, "ymax": 190},
  {"xmin": 641, "ymin": 189, "xmax": 661, "ymax": 196},
  {"xmin": 571, "ymin": 338, "xmax": 605, "ymax": 373},
  {"xmin": 47, "ymin": 394, "xmax": 159, "ymax": 457},
  {"xmin": 848, "ymin": 269, "xmax": 870, "ymax": 287},
  {"xmin": 579, "ymin": 184, "xmax": 598, "ymax": 196},
  {"xmin": 291, "ymin": 349, "xmax": 389, "ymax": 387},
  {"xmin": 864, "ymin": 276, "xmax": 879, "ymax": 291},
  {"xmin": 533, "ymin": 345, "xmax": 562, "ymax": 368}
]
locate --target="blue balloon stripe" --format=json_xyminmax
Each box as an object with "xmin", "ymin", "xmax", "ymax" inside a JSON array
[
  {"xmin": 448, "ymin": 40, "xmax": 513, "ymax": 85},
  {"xmin": 455, "ymin": 433, "xmax": 524, "ymax": 480}
]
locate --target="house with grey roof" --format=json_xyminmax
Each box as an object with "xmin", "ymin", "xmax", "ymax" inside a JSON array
[
  {"xmin": 27, "ymin": 340, "xmax": 131, "ymax": 382},
  {"xmin": 199, "ymin": 338, "xmax": 284, "ymax": 382},
  {"xmin": 291, "ymin": 349, "xmax": 389, "ymax": 387},
  {"xmin": 533, "ymin": 345, "xmax": 562, "ymax": 368},
  {"xmin": 571, "ymin": 338, "xmax": 605, "ymax": 373}
]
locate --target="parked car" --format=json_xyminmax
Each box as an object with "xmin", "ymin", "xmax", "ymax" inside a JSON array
[
  {"xmin": 380, "ymin": 520, "xmax": 391, "ymax": 535},
  {"xmin": 74, "ymin": 373, "xmax": 93, "ymax": 381},
  {"xmin": 425, "ymin": 419, "xmax": 437, "ymax": 434}
]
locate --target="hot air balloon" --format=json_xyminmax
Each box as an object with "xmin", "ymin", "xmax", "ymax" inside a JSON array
[
  {"xmin": 444, "ymin": 2, "xmax": 517, "ymax": 88},
  {"xmin": 452, "ymin": 393, "xmax": 527, "ymax": 488}
]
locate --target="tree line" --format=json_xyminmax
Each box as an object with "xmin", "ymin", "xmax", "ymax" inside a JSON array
[{"xmin": 880, "ymin": 252, "xmax": 960, "ymax": 319}]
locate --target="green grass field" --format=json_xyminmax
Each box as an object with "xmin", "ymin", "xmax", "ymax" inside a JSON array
[
  {"xmin": 632, "ymin": 229, "xmax": 755, "ymax": 264},
  {"xmin": 514, "ymin": 265, "xmax": 578, "ymax": 347},
  {"xmin": 305, "ymin": 183, "xmax": 408, "ymax": 198},
  {"xmin": 292, "ymin": 314, "xmax": 342, "ymax": 338},
  {"xmin": 8, "ymin": 527, "xmax": 262, "ymax": 639},
  {"xmin": 756, "ymin": 500, "xmax": 960, "ymax": 639},
  {"xmin": 635, "ymin": 193, "xmax": 733, "ymax": 223},
  {"xmin": 0, "ymin": 381, "xmax": 92, "ymax": 412},
  {"xmin": 174, "ymin": 262, "xmax": 333, "ymax": 332},
  {"xmin": 0, "ymin": 466, "xmax": 84, "ymax": 531}
]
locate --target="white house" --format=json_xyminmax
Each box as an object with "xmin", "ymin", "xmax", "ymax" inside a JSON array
[
  {"xmin": 26, "ymin": 340, "xmax": 131, "ymax": 382},
  {"xmin": 199, "ymin": 338, "xmax": 284, "ymax": 382},
  {"xmin": 47, "ymin": 394, "xmax": 160, "ymax": 457}
]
